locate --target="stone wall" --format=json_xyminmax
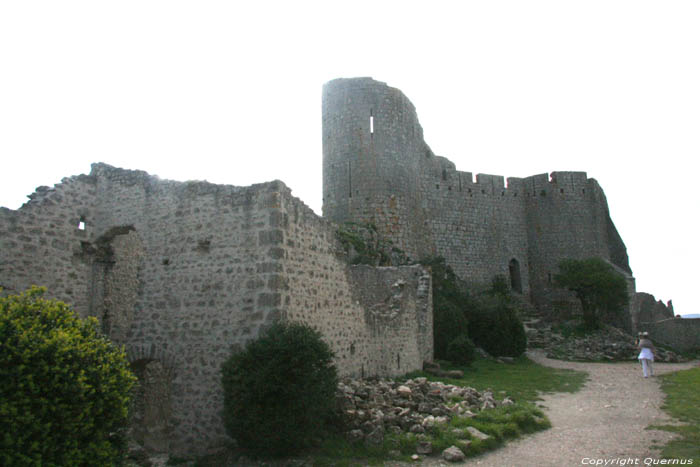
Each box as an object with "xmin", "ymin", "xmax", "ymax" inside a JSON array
[
  {"xmin": 0, "ymin": 163, "xmax": 433, "ymax": 455},
  {"xmin": 643, "ymin": 318, "xmax": 700, "ymax": 353},
  {"xmin": 630, "ymin": 292, "xmax": 674, "ymax": 331},
  {"xmin": 323, "ymin": 77, "xmax": 634, "ymax": 312}
]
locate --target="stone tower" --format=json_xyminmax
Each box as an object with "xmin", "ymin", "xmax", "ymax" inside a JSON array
[{"xmin": 322, "ymin": 78, "xmax": 432, "ymax": 259}]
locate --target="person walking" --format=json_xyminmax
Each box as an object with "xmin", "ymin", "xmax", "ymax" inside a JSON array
[{"xmin": 637, "ymin": 331, "xmax": 656, "ymax": 378}]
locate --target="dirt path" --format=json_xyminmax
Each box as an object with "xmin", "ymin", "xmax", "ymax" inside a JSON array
[{"xmin": 415, "ymin": 351, "xmax": 698, "ymax": 467}]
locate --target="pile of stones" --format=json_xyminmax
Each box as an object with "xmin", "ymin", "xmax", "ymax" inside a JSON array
[
  {"xmin": 336, "ymin": 377, "xmax": 511, "ymax": 461},
  {"xmin": 527, "ymin": 323, "xmax": 685, "ymax": 362}
]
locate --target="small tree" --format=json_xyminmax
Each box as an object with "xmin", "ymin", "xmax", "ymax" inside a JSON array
[
  {"xmin": 554, "ymin": 257, "xmax": 629, "ymax": 330},
  {"xmin": 221, "ymin": 321, "xmax": 338, "ymax": 457},
  {"xmin": 0, "ymin": 287, "xmax": 136, "ymax": 466}
]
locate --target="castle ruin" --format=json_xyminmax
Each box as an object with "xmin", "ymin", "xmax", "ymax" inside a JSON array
[{"xmin": 1, "ymin": 77, "xmax": 696, "ymax": 456}]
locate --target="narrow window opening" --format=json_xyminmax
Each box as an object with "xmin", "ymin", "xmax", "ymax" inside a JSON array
[
  {"xmin": 370, "ymin": 109, "xmax": 374, "ymax": 135},
  {"xmin": 78, "ymin": 217, "xmax": 86, "ymax": 231},
  {"xmin": 560, "ymin": 188, "xmax": 564, "ymax": 194},
  {"xmin": 397, "ymin": 353, "xmax": 401, "ymax": 369},
  {"xmin": 442, "ymin": 169, "xmax": 447, "ymax": 181},
  {"xmin": 548, "ymin": 272, "xmax": 553, "ymax": 284}
]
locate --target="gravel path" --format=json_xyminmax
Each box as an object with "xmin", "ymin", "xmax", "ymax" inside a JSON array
[{"xmin": 412, "ymin": 351, "xmax": 698, "ymax": 467}]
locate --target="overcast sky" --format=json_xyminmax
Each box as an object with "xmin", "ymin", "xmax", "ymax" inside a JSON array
[{"xmin": 1, "ymin": 1, "xmax": 698, "ymax": 316}]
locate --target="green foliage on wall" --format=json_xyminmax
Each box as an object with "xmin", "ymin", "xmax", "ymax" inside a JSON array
[
  {"xmin": 420, "ymin": 257, "xmax": 471, "ymax": 361},
  {"xmin": 421, "ymin": 260, "xmax": 527, "ymax": 360},
  {"xmin": 221, "ymin": 322, "xmax": 339, "ymax": 457},
  {"xmin": 0, "ymin": 287, "xmax": 136, "ymax": 466}
]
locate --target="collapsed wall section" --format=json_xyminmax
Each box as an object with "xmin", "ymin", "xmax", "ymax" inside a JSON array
[
  {"xmin": 0, "ymin": 175, "xmax": 98, "ymax": 315},
  {"xmin": 278, "ymin": 188, "xmax": 433, "ymax": 377},
  {"xmin": 1, "ymin": 163, "xmax": 434, "ymax": 455}
]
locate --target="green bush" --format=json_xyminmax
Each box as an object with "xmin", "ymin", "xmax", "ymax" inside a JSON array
[
  {"xmin": 467, "ymin": 296, "xmax": 527, "ymax": 357},
  {"xmin": 221, "ymin": 321, "xmax": 339, "ymax": 457},
  {"xmin": 0, "ymin": 287, "xmax": 136, "ymax": 466},
  {"xmin": 419, "ymin": 257, "xmax": 471, "ymax": 360},
  {"xmin": 446, "ymin": 334, "xmax": 476, "ymax": 366}
]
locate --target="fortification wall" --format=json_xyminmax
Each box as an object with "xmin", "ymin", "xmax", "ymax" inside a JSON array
[
  {"xmin": 0, "ymin": 175, "xmax": 98, "ymax": 315},
  {"xmin": 631, "ymin": 292, "xmax": 674, "ymax": 331},
  {"xmin": 419, "ymin": 154, "xmax": 531, "ymax": 293},
  {"xmin": 278, "ymin": 189, "xmax": 433, "ymax": 377},
  {"xmin": 323, "ymin": 77, "xmax": 633, "ymax": 309},
  {"xmin": 1, "ymin": 163, "xmax": 433, "ymax": 455},
  {"xmin": 643, "ymin": 318, "xmax": 700, "ymax": 353}
]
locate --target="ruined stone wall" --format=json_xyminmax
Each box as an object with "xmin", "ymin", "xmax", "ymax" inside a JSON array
[
  {"xmin": 279, "ymin": 189, "xmax": 432, "ymax": 377},
  {"xmin": 643, "ymin": 318, "xmax": 700, "ymax": 353},
  {"xmin": 0, "ymin": 175, "xmax": 97, "ymax": 315},
  {"xmin": 1, "ymin": 163, "xmax": 433, "ymax": 455},
  {"xmin": 631, "ymin": 292, "xmax": 675, "ymax": 331},
  {"xmin": 523, "ymin": 171, "xmax": 631, "ymax": 311}
]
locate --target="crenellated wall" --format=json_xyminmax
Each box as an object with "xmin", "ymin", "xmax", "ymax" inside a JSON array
[
  {"xmin": 0, "ymin": 163, "xmax": 433, "ymax": 455},
  {"xmin": 323, "ymin": 77, "xmax": 635, "ymax": 314}
]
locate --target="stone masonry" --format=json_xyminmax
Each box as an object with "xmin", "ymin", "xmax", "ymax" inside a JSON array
[
  {"xmin": 322, "ymin": 77, "xmax": 692, "ymax": 336},
  {"xmin": 2, "ymin": 77, "xmax": 696, "ymax": 456},
  {"xmin": 0, "ymin": 163, "xmax": 432, "ymax": 455}
]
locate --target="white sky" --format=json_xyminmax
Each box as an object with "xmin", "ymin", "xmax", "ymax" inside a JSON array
[{"xmin": 1, "ymin": 1, "xmax": 698, "ymax": 316}]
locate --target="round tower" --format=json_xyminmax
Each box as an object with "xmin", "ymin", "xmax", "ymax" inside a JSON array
[{"xmin": 322, "ymin": 77, "xmax": 431, "ymax": 258}]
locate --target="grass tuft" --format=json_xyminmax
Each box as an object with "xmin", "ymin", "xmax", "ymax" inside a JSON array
[{"xmin": 652, "ymin": 367, "xmax": 700, "ymax": 463}]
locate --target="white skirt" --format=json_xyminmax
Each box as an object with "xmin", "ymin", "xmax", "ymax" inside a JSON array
[{"xmin": 638, "ymin": 348, "xmax": 654, "ymax": 361}]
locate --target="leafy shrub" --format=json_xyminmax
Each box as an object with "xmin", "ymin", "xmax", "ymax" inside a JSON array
[
  {"xmin": 221, "ymin": 321, "xmax": 338, "ymax": 457},
  {"xmin": 467, "ymin": 296, "xmax": 527, "ymax": 357},
  {"xmin": 446, "ymin": 334, "xmax": 476, "ymax": 366},
  {"xmin": 419, "ymin": 257, "xmax": 470, "ymax": 360},
  {"xmin": 0, "ymin": 287, "xmax": 136, "ymax": 466}
]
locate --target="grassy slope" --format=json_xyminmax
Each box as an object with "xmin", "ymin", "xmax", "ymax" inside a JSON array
[{"xmin": 651, "ymin": 367, "xmax": 700, "ymax": 463}]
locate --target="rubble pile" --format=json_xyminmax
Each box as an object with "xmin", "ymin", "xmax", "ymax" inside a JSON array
[
  {"xmin": 527, "ymin": 323, "xmax": 685, "ymax": 362},
  {"xmin": 336, "ymin": 376, "xmax": 508, "ymax": 460}
]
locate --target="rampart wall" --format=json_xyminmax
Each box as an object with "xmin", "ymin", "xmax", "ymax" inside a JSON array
[
  {"xmin": 323, "ymin": 77, "xmax": 633, "ymax": 315},
  {"xmin": 0, "ymin": 163, "xmax": 433, "ymax": 456}
]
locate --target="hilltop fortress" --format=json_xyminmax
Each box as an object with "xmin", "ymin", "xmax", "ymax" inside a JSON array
[
  {"xmin": 323, "ymin": 78, "xmax": 632, "ymax": 319},
  {"xmin": 1, "ymin": 77, "xmax": 695, "ymax": 456}
]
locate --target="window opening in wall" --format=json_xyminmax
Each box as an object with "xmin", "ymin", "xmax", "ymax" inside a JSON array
[
  {"xmin": 397, "ymin": 353, "xmax": 400, "ymax": 370},
  {"xmin": 509, "ymin": 258, "xmax": 523, "ymax": 294},
  {"xmin": 78, "ymin": 217, "xmax": 86, "ymax": 231},
  {"xmin": 370, "ymin": 109, "xmax": 374, "ymax": 135},
  {"xmin": 442, "ymin": 169, "xmax": 447, "ymax": 181},
  {"xmin": 560, "ymin": 188, "xmax": 564, "ymax": 194}
]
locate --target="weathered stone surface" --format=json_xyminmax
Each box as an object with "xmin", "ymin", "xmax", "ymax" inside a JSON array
[
  {"xmin": 337, "ymin": 377, "xmax": 508, "ymax": 447},
  {"xmin": 0, "ymin": 163, "xmax": 434, "ymax": 457},
  {"xmin": 442, "ymin": 446, "xmax": 466, "ymax": 462},
  {"xmin": 466, "ymin": 426, "xmax": 490, "ymax": 441}
]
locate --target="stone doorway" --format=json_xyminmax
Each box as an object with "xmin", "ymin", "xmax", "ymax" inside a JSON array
[{"xmin": 130, "ymin": 359, "xmax": 172, "ymax": 453}]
